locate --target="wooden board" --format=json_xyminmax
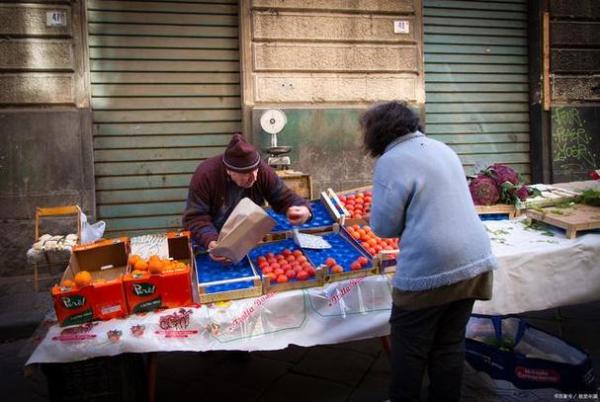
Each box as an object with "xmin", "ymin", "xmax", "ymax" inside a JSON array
[
  {"xmin": 526, "ymin": 204, "xmax": 600, "ymax": 239},
  {"xmin": 475, "ymin": 204, "xmax": 517, "ymax": 218},
  {"xmin": 276, "ymin": 171, "xmax": 312, "ymax": 200}
]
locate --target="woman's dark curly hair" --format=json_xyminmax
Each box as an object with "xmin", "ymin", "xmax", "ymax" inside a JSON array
[{"xmin": 360, "ymin": 101, "xmax": 422, "ymax": 158}]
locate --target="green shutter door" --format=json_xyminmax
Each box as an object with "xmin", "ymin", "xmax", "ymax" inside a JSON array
[
  {"xmin": 87, "ymin": 0, "xmax": 241, "ymax": 236},
  {"xmin": 424, "ymin": 0, "xmax": 531, "ymax": 180}
]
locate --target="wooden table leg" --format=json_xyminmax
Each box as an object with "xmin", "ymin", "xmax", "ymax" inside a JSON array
[
  {"xmin": 147, "ymin": 352, "xmax": 157, "ymax": 402},
  {"xmin": 380, "ymin": 335, "xmax": 391, "ymax": 357}
]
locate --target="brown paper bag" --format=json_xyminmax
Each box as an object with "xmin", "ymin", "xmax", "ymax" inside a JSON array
[{"xmin": 211, "ymin": 197, "xmax": 276, "ymax": 263}]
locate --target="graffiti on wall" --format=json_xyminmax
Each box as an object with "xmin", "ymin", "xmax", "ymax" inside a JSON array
[{"xmin": 551, "ymin": 107, "xmax": 600, "ymax": 182}]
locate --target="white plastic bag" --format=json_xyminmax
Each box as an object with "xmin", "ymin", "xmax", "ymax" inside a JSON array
[{"xmin": 79, "ymin": 211, "xmax": 106, "ymax": 244}]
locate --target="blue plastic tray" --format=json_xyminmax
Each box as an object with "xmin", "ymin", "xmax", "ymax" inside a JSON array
[
  {"xmin": 248, "ymin": 239, "xmax": 319, "ymax": 284},
  {"xmin": 195, "ymin": 253, "xmax": 258, "ymax": 294},
  {"xmin": 266, "ymin": 200, "xmax": 335, "ymax": 233},
  {"xmin": 301, "ymin": 231, "xmax": 373, "ymax": 273},
  {"xmin": 480, "ymin": 214, "xmax": 510, "ymax": 221}
]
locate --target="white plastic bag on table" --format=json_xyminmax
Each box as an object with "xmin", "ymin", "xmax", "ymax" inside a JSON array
[{"xmin": 79, "ymin": 211, "xmax": 106, "ymax": 244}]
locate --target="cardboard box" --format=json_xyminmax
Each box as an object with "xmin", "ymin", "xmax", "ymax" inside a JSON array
[
  {"xmin": 123, "ymin": 232, "xmax": 196, "ymax": 313},
  {"xmin": 52, "ymin": 238, "xmax": 129, "ymax": 326}
]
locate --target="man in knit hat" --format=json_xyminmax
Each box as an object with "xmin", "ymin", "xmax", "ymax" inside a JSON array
[{"xmin": 183, "ymin": 133, "xmax": 312, "ymax": 261}]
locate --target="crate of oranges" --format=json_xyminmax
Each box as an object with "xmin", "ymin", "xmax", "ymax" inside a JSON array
[
  {"xmin": 344, "ymin": 224, "xmax": 399, "ymax": 273},
  {"xmin": 122, "ymin": 232, "xmax": 196, "ymax": 314},
  {"xmin": 51, "ymin": 237, "xmax": 129, "ymax": 326}
]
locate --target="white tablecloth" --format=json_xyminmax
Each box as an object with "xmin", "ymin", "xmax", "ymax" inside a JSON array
[{"xmin": 27, "ymin": 217, "xmax": 600, "ymax": 364}]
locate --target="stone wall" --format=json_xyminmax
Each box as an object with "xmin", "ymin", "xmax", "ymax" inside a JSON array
[
  {"xmin": 0, "ymin": 1, "xmax": 93, "ymax": 277},
  {"xmin": 241, "ymin": 0, "xmax": 424, "ymax": 194}
]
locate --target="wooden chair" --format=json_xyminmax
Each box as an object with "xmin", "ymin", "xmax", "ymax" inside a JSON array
[{"xmin": 32, "ymin": 205, "xmax": 81, "ymax": 291}]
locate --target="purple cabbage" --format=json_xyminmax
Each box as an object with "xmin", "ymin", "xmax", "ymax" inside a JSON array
[
  {"xmin": 469, "ymin": 176, "xmax": 500, "ymax": 206},
  {"xmin": 487, "ymin": 163, "xmax": 520, "ymax": 187},
  {"xmin": 516, "ymin": 186, "xmax": 529, "ymax": 201}
]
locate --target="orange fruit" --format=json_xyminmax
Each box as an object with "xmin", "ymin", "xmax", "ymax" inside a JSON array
[
  {"xmin": 74, "ymin": 271, "xmax": 93, "ymax": 287},
  {"xmin": 61, "ymin": 279, "xmax": 76, "ymax": 289},
  {"xmin": 148, "ymin": 259, "xmax": 163, "ymax": 274},
  {"xmin": 128, "ymin": 254, "xmax": 141, "ymax": 267},
  {"xmin": 134, "ymin": 259, "xmax": 148, "ymax": 271}
]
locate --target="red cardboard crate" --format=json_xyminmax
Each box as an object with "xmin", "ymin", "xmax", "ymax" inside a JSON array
[
  {"xmin": 123, "ymin": 231, "xmax": 196, "ymax": 314},
  {"xmin": 52, "ymin": 238, "xmax": 129, "ymax": 326}
]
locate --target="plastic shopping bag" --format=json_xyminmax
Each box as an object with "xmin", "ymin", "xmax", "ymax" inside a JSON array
[
  {"xmin": 79, "ymin": 211, "xmax": 106, "ymax": 244},
  {"xmin": 464, "ymin": 314, "xmax": 596, "ymax": 398}
]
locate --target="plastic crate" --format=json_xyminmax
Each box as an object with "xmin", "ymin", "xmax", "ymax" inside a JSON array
[
  {"xmin": 42, "ymin": 354, "xmax": 147, "ymax": 402},
  {"xmin": 264, "ymin": 199, "xmax": 336, "ymax": 241},
  {"xmin": 195, "ymin": 253, "xmax": 262, "ymax": 303}
]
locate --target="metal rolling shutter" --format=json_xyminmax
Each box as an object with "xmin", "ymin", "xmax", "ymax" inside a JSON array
[
  {"xmin": 424, "ymin": 0, "xmax": 531, "ymax": 180},
  {"xmin": 87, "ymin": 0, "xmax": 241, "ymax": 236}
]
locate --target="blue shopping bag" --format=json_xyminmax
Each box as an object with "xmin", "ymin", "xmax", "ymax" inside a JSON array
[{"xmin": 465, "ymin": 314, "xmax": 597, "ymax": 393}]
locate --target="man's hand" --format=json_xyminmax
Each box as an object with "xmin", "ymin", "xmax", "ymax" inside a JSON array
[
  {"xmin": 207, "ymin": 240, "xmax": 231, "ymax": 264},
  {"xmin": 286, "ymin": 205, "xmax": 311, "ymax": 226}
]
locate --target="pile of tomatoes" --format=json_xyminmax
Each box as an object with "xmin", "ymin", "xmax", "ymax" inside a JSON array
[
  {"xmin": 256, "ymin": 249, "xmax": 317, "ymax": 284},
  {"xmin": 345, "ymin": 224, "xmax": 399, "ymax": 256},
  {"xmin": 337, "ymin": 191, "xmax": 372, "ymax": 219}
]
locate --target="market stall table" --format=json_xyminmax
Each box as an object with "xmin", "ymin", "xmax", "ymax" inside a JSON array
[{"xmin": 27, "ymin": 216, "xmax": 600, "ymax": 365}]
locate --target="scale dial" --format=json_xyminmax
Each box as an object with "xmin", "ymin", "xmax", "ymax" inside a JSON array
[{"xmin": 260, "ymin": 109, "xmax": 287, "ymax": 135}]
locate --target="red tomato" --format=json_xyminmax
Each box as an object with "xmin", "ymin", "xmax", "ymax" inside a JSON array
[
  {"xmin": 332, "ymin": 265, "xmax": 344, "ymax": 274},
  {"xmin": 350, "ymin": 261, "xmax": 362, "ymax": 271},
  {"xmin": 262, "ymin": 266, "xmax": 273, "ymax": 274},
  {"xmin": 274, "ymin": 268, "xmax": 284, "ymax": 276},
  {"xmin": 292, "ymin": 249, "xmax": 303, "ymax": 257},
  {"xmin": 285, "ymin": 270, "xmax": 296, "ymax": 279},
  {"xmin": 325, "ymin": 257, "xmax": 337, "ymax": 267},
  {"xmin": 271, "ymin": 262, "xmax": 280, "ymax": 270},
  {"xmin": 276, "ymin": 275, "xmax": 288, "ymax": 283},
  {"xmin": 258, "ymin": 256, "xmax": 267, "ymax": 263},
  {"xmin": 282, "ymin": 249, "xmax": 292, "ymax": 256},
  {"xmin": 267, "ymin": 252, "xmax": 275, "ymax": 258},
  {"xmin": 296, "ymin": 270, "xmax": 309, "ymax": 281},
  {"xmin": 305, "ymin": 266, "xmax": 316, "ymax": 277},
  {"xmin": 264, "ymin": 272, "xmax": 277, "ymax": 282},
  {"xmin": 286, "ymin": 255, "xmax": 296, "ymax": 262},
  {"xmin": 358, "ymin": 256, "xmax": 369, "ymax": 266}
]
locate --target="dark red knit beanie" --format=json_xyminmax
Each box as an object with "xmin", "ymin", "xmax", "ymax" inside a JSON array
[{"xmin": 222, "ymin": 133, "xmax": 261, "ymax": 172}]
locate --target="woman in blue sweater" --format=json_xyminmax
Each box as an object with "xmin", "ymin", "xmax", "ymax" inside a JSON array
[{"xmin": 361, "ymin": 101, "xmax": 497, "ymax": 402}]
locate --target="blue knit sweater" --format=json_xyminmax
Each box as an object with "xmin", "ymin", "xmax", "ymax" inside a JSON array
[{"xmin": 370, "ymin": 132, "xmax": 498, "ymax": 291}]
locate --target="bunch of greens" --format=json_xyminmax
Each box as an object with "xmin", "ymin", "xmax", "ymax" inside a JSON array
[{"xmin": 574, "ymin": 189, "xmax": 600, "ymax": 206}]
